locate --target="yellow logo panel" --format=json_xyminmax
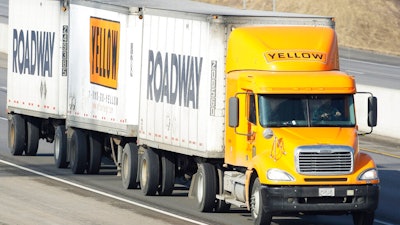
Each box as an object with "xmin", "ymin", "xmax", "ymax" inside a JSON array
[
  {"xmin": 90, "ymin": 17, "xmax": 120, "ymax": 89},
  {"xmin": 265, "ymin": 51, "xmax": 327, "ymax": 64}
]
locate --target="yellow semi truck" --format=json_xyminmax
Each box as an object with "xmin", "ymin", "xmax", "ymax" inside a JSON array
[
  {"xmin": 7, "ymin": 1, "xmax": 378, "ymax": 224},
  {"xmin": 219, "ymin": 26, "xmax": 379, "ymax": 225}
]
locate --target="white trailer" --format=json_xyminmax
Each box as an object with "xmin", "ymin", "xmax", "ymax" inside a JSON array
[{"xmin": 7, "ymin": 0, "xmax": 68, "ymax": 156}]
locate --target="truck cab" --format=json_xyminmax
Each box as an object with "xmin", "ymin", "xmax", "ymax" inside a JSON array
[{"xmin": 224, "ymin": 26, "xmax": 379, "ymax": 225}]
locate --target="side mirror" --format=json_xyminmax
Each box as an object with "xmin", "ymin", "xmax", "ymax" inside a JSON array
[
  {"xmin": 229, "ymin": 97, "xmax": 239, "ymax": 127},
  {"xmin": 368, "ymin": 96, "xmax": 377, "ymax": 127}
]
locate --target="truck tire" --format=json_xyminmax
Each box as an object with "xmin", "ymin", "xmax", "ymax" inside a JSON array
[
  {"xmin": 69, "ymin": 129, "xmax": 88, "ymax": 174},
  {"xmin": 140, "ymin": 147, "xmax": 159, "ymax": 196},
  {"xmin": 251, "ymin": 178, "xmax": 272, "ymax": 225},
  {"xmin": 25, "ymin": 118, "xmax": 40, "ymax": 156},
  {"xmin": 121, "ymin": 142, "xmax": 139, "ymax": 189},
  {"xmin": 352, "ymin": 211, "xmax": 375, "ymax": 225},
  {"xmin": 158, "ymin": 152, "xmax": 175, "ymax": 196},
  {"xmin": 216, "ymin": 166, "xmax": 231, "ymax": 212},
  {"xmin": 87, "ymin": 132, "xmax": 102, "ymax": 174},
  {"xmin": 8, "ymin": 114, "xmax": 26, "ymax": 155},
  {"xmin": 196, "ymin": 162, "xmax": 217, "ymax": 212},
  {"xmin": 54, "ymin": 125, "xmax": 68, "ymax": 168}
]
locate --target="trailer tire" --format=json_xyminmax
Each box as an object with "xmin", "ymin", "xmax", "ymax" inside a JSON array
[
  {"xmin": 9, "ymin": 114, "xmax": 26, "ymax": 156},
  {"xmin": 70, "ymin": 129, "xmax": 88, "ymax": 174},
  {"xmin": 121, "ymin": 142, "xmax": 139, "ymax": 189},
  {"xmin": 352, "ymin": 211, "xmax": 375, "ymax": 225},
  {"xmin": 158, "ymin": 152, "xmax": 175, "ymax": 196},
  {"xmin": 25, "ymin": 118, "xmax": 40, "ymax": 156},
  {"xmin": 196, "ymin": 162, "xmax": 217, "ymax": 212},
  {"xmin": 251, "ymin": 178, "xmax": 272, "ymax": 225},
  {"xmin": 87, "ymin": 132, "xmax": 103, "ymax": 174},
  {"xmin": 54, "ymin": 125, "xmax": 68, "ymax": 168},
  {"xmin": 140, "ymin": 147, "xmax": 159, "ymax": 196}
]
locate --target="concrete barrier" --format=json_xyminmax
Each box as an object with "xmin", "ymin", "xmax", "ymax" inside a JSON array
[
  {"xmin": 0, "ymin": 23, "xmax": 7, "ymax": 53},
  {"xmin": 356, "ymin": 84, "xmax": 400, "ymax": 140}
]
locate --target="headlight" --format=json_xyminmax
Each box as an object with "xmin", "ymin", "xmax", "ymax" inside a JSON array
[
  {"xmin": 358, "ymin": 168, "xmax": 379, "ymax": 181},
  {"xmin": 267, "ymin": 169, "xmax": 295, "ymax": 181}
]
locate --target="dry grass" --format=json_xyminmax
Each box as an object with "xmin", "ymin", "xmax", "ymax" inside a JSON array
[{"xmin": 196, "ymin": 0, "xmax": 400, "ymax": 56}]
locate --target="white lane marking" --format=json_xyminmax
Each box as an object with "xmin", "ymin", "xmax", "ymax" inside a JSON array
[
  {"xmin": 0, "ymin": 159, "xmax": 209, "ymax": 225},
  {"xmin": 0, "ymin": 117, "xmax": 7, "ymax": 121},
  {"xmin": 0, "ymin": 86, "xmax": 6, "ymax": 92}
]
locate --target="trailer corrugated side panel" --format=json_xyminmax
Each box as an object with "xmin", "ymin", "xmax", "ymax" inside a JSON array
[
  {"xmin": 66, "ymin": 3, "xmax": 141, "ymax": 136},
  {"xmin": 7, "ymin": 0, "xmax": 67, "ymax": 119},
  {"xmin": 138, "ymin": 11, "xmax": 226, "ymax": 158}
]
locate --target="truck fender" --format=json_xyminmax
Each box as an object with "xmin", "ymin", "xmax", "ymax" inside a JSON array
[{"xmin": 245, "ymin": 169, "xmax": 253, "ymax": 210}]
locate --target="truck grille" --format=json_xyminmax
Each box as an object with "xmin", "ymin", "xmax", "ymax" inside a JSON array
[{"xmin": 295, "ymin": 145, "xmax": 354, "ymax": 175}]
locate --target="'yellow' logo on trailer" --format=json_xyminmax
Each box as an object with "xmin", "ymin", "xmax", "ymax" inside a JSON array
[
  {"xmin": 90, "ymin": 17, "xmax": 120, "ymax": 89},
  {"xmin": 264, "ymin": 51, "xmax": 327, "ymax": 64}
]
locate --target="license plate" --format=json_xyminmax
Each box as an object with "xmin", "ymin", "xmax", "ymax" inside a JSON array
[{"xmin": 319, "ymin": 187, "xmax": 335, "ymax": 197}]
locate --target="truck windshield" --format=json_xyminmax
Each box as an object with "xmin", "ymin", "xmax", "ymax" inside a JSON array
[{"xmin": 258, "ymin": 94, "xmax": 356, "ymax": 127}]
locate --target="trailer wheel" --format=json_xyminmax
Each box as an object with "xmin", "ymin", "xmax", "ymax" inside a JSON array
[
  {"xmin": 25, "ymin": 118, "xmax": 40, "ymax": 156},
  {"xmin": 216, "ymin": 166, "xmax": 231, "ymax": 212},
  {"xmin": 8, "ymin": 114, "xmax": 26, "ymax": 155},
  {"xmin": 352, "ymin": 211, "xmax": 375, "ymax": 225},
  {"xmin": 251, "ymin": 178, "xmax": 272, "ymax": 225},
  {"xmin": 196, "ymin": 162, "xmax": 217, "ymax": 212},
  {"xmin": 158, "ymin": 152, "xmax": 175, "ymax": 196},
  {"xmin": 140, "ymin": 147, "xmax": 159, "ymax": 196},
  {"xmin": 70, "ymin": 129, "xmax": 88, "ymax": 174},
  {"xmin": 121, "ymin": 142, "xmax": 139, "ymax": 189},
  {"xmin": 87, "ymin": 132, "xmax": 103, "ymax": 174},
  {"xmin": 54, "ymin": 125, "xmax": 68, "ymax": 168}
]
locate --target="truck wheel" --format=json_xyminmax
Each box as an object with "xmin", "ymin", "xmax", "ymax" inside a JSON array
[
  {"xmin": 158, "ymin": 152, "xmax": 175, "ymax": 196},
  {"xmin": 216, "ymin": 166, "xmax": 231, "ymax": 212},
  {"xmin": 54, "ymin": 125, "xmax": 68, "ymax": 168},
  {"xmin": 251, "ymin": 178, "xmax": 272, "ymax": 225},
  {"xmin": 87, "ymin": 132, "xmax": 102, "ymax": 174},
  {"xmin": 69, "ymin": 129, "xmax": 88, "ymax": 174},
  {"xmin": 8, "ymin": 114, "xmax": 26, "ymax": 155},
  {"xmin": 25, "ymin": 118, "xmax": 40, "ymax": 156},
  {"xmin": 121, "ymin": 142, "xmax": 139, "ymax": 189},
  {"xmin": 140, "ymin": 147, "xmax": 159, "ymax": 196},
  {"xmin": 196, "ymin": 162, "xmax": 217, "ymax": 212},
  {"xmin": 352, "ymin": 211, "xmax": 375, "ymax": 225}
]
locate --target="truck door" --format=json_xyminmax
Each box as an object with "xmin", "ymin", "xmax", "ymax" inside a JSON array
[{"xmin": 246, "ymin": 92, "xmax": 257, "ymax": 159}]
